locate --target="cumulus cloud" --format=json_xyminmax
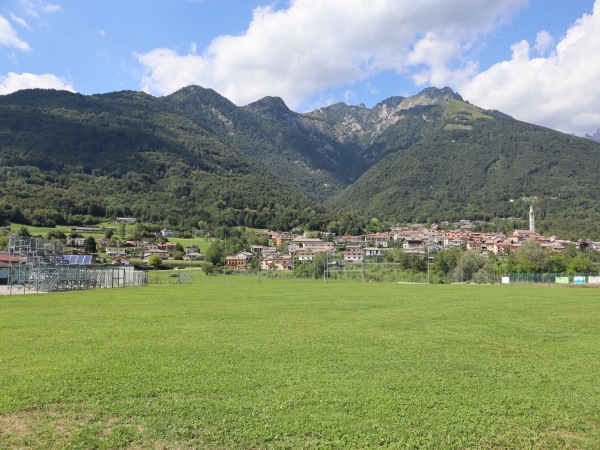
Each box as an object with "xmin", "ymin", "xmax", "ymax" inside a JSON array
[
  {"xmin": 534, "ymin": 30, "xmax": 553, "ymax": 55},
  {"xmin": 460, "ymin": 0, "xmax": 600, "ymax": 135},
  {"xmin": 136, "ymin": 0, "xmax": 526, "ymax": 108},
  {"xmin": 0, "ymin": 72, "xmax": 75, "ymax": 94},
  {"xmin": 0, "ymin": 15, "xmax": 31, "ymax": 51}
]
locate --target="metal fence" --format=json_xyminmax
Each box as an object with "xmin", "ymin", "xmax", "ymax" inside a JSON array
[
  {"xmin": 7, "ymin": 234, "xmax": 148, "ymax": 294},
  {"xmin": 499, "ymin": 273, "xmax": 600, "ymax": 286},
  {"xmin": 8, "ymin": 264, "xmax": 148, "ymax": 294}
]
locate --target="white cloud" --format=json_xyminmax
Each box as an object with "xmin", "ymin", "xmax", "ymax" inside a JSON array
[
  {"xmin": 0, "ymin": 15, "xmax": 31, "ymax": 51},
  {"xmin": 19, "ymin": 0, "xmax": 61, "ymax": 17},
  {"xmin": 534, "ymin": 30, "xmax": 553, "ymax": 55},
  {"xmin": 0, "ymin": 72, "xmax": 75, "ymax": 94},
  {"xmin": 9, "ymin": 13, "xmax": 31, "ymax": 30},
  {"xmin": 42, "ymin": 4, "xmax": 62, "ymax": 13},
  {"xmin": 344, "ymin": 90, "xmax": 358, "ymax": 105},
  {"xmin": 136, "ymin": 0, "xmax": 526, "ymax": 108},
  {"xmin": 20, "ymin": 0, "xmax": 39, "ymax": 18},
  {"xmin": 461, "ymin": 0, "xmax": 600, "ymax": 135}
]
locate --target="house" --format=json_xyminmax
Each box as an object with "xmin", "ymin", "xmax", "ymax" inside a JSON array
[
  {"xmin": 126, "ymin": 240, "xmax": 145, "ymax": 249},
  {"xmin": 160, "ymin": 229, "xmax": 175, "ymax": 237},
  {"xmin": 343, "ymin": 251, "xmax": 364, "ymax": 264},
  {"xmin": 271, "ymin": 234, "xmax": 295, "ymax": 247},
  {"xmin": 250, "ymin": 245, "xmax": 277, "ymax": 255},
  {"xmin": 403, "ymin": 247, "xmax": 427, "ymax": 256},
  {"xmin": 337, "ymin": 235, "xmax": 363, "ymax": 246},
  {"xmin": 184, "ymin": 252, "xmax": 205, "ymax": 261},
  {"xmin": 287, "ymin": 244, "xmax": 300, "ymax": 253},
  {"xmin": 143, "ymin": 243, "xmax": 160, "ymax": 253},
  {"xmin": 363, "ymin": 233, "xmax": 393, "ymax": 247},
  {"xmin": 291, "ymin": 237, "xmax": 335, "ymax": 252},
  {"xmin": 296, "ymin": 250, "xmax": 317, "ymax": 261},
  {"xmin": 106, "ymin": 246, "xmax": 127, "ymax": 257},
  {"xmin": 403, "ymin": 237, "xmax": 425, "ymax": 249},
  {"xmin": 510, "ymin": 230, "xmax": 541, "ymax": 243},
  {"xmin": 364, "ymin": 247, "xmax": 384, "ymax": 257},
  {"xmin": 467, "ymin": 239, "xmax": 485, "ymax": 252},
  {"xmin": 111, "ymin": 257, "xmax": 130, "ymax": 265},
  {"xmin": 226, "ymin": 252, "xmax": 253, "ymax": 270},
  {"xmin": 0, "ymin": 253, "xmax": 20, "ymax": 285},
  {"xmin": 492, "ymin": 240, "xmax": 515, "ymax": 255},
  {"xmin": 260, "ymin": 255, "xmax": 293, "ymax": 271},
  {"xmin": 116, "ymin": 217, "xmax": 137, "ymax": 223},
  {"xmin": 143, "ymin": 250, "xmax": 170, "ymax": 261},
  {"xmin": 158, "ymin": 242, "xmax": 176, "ymax": 253},
  {"xmin": 76, "ymin": 226, "xmax": 100, "ymax": 232}
]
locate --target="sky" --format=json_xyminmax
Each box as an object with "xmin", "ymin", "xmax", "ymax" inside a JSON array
[{"xmin": 1, "ymin": 0, "xmax": 599, "ymax": 136}]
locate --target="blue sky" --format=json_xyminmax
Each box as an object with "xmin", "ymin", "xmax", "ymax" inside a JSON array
[{"xmin": 1, "ymin": 0, "xmax": 599, "ymax": 135}]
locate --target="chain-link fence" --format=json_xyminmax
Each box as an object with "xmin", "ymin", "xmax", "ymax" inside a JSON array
[{"xmin": 499, "ymin": 273, "xmax": 600, "ymax": 286}]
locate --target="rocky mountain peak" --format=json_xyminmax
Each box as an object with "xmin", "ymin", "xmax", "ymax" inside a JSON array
[
  {"xmin": 398, "ymin": 86, "xmax": 463, "ymax": 110},
  {"xmin": 585, "ymin": 127, "xmax": 600, "ymax": 143},
  {"xmin": 244, "ymin": 96, "xmax": 306, "ymax": 128}
]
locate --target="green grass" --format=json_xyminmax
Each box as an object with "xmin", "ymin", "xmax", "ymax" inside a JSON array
[
  {"xmin": 443, "ymin": 98, "xmax": 493, "ymax": 121},
  {"xmin": 1, "ymin": 281, "xmax": 599, "ymax": 449}
]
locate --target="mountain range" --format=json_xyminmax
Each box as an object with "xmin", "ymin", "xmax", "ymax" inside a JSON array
[
  {"xmin": 586, "ymin": 128, "xmax": 600, "ymax": 143},
  {"xmin": 1, "ymin": 85, "xmax": 599, "ymax": 239}
]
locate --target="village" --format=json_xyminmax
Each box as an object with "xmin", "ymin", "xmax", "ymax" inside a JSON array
[{"xmin": 90, "ymin": 207, "xmax": 599, "ymax": 271}]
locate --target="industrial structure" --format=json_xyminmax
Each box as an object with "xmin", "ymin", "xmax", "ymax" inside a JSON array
[{"xmin": 7, "ymin": 235, "xmax": 147, "ymax": 294}]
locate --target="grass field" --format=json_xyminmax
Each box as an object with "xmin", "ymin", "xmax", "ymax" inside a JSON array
[{"xmin": 1, "ymin": 280, "xmax": 599, "ymax": 449}]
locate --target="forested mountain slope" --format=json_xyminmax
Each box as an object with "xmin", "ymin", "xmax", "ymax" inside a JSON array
[
  {"xmin": 0, "ymin": 89, "xmax": 330, "ymax": 230},
  {"xmin": 1, "ymin": 86, "xmax": 600, "ymax": 238},
  {"xmin": 328, "ymin": 99, "xmax": 600, "ymax": 239}
]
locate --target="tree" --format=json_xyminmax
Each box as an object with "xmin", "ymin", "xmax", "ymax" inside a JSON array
[
  {"xmin": 546, "ymin": 254, "xmax": 566, "ymax": 273},
  {"xmin": 451, "ymin": 251, "xmax": 486, "ymax": 281},
  {"xmin": 105, "ymin": 229, "xmax": 114, "ymax": 239},
  {"xmin": 567, "ymin": 255, "xmax": 595, "ymax": 273},
  {"xmin": 432, "ymin": 248, "xmax": 460, "ymax": 275},
  {"xmin": 205, "ymin": 241, "xmax": 224, "ymax": 266},
  {"xmin": 201, "ymin": 263, "xmax": 214, "ymax": 275},
  {"xmin": 147, "ymin": 254, "xmax": 162, "ymax": 268},
  {"xmin": 119, "ymin": 222, "xmax": 127, "ymax": 238},
  {"xmin": 84, "ymin": 236, "xmax": 97, "ymax": 253},
  {"xmin": 132, "ymin": 223, "xmax": 146, "ymax": 241},
  {"xmin": 249, "ymin": 256, "xmax": 261, "ymax": 273},
  {"xmin": 17, "ymin": 226, "xmax": 31, "ymax": 237},
  {"xmin": 47, "ymin": 230, "xmax": 67, "ymax": 240},
  {"xmin": 513, "ymin": 240, "xmax": 548, "ymax": 273}
]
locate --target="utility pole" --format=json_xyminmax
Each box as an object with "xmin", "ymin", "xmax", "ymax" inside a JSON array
[{"xmin": 427, "ymin": 245, "xmax": 430, "ymax": 284}]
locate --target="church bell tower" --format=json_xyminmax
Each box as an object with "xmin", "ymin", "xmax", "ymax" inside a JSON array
[{"xmin": 529, "ymin": 205, "xmax": 535, "ymax": 232}]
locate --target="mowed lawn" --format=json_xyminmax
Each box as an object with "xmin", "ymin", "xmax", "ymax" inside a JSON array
[{"xmin": 1, "ymin": 280, "xmax": 599, "ymax": 449}]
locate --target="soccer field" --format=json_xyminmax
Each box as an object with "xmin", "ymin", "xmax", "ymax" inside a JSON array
[{"xmin": 1, "ymin": 280, "xmax": 599, "ymax": 449}]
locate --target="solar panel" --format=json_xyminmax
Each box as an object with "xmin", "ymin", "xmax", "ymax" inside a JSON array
[{"xmin": 62, "ymin": 255, "xmax": 92, "ymax": 265}]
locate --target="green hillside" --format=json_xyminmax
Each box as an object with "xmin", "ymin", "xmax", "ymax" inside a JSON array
[
  {"xmin": 163, "ymin": 86, "xmax": 362, "ymax": 200},
  {"xmin": 1, "ymin": 86, "xmax": 600, "ymax": 238},
  {"xmin": 0, "ymin": 89, "xmax": 330, "ymax": 230},
  {"xmin": 329, "ymin": 100, "xmax": 600, "ymax": 239}
]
